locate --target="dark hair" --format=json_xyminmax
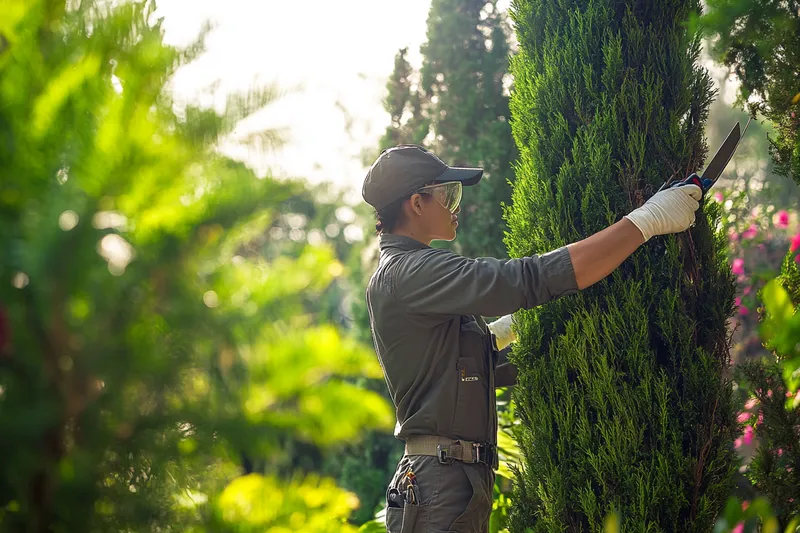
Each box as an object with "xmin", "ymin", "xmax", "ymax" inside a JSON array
[
  {"xmin": 375, "ymin": 195, "xmax": 409, "ymax": 235},
  {"xmin": 374, "ymin": 182, "xmax": 436, "ymax": 235}
]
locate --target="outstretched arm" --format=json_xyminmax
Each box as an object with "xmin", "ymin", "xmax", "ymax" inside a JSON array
[
  {"xmin": 568, "ymin": 183, "xmax": 702, "ymax": 289},
  {"xmin": 567, "ymin": 218, "xmax": 644, "ymax": 289}
]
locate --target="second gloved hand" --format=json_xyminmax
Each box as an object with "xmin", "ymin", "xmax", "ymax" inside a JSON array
[
  {"xmin": 623, "ymin": 183, "xmax": 702, "ymax": 242},
  {"xmin": 487, "ymin": 314, "xmax": 516, "ymax": 351}
]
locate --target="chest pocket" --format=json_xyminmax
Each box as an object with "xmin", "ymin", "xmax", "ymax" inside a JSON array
[{"xmin": 451, "ymin": 316, "xmax": 493, "ymax": 442}]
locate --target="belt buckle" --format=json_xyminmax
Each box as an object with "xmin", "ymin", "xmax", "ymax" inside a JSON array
[
  {"xmin": 437, "ymin": 444, "xmax": 455, "ymax": 465},
  {"xmin": 472, "ymin": 442, "xmax": 483, "ymax": 464}
]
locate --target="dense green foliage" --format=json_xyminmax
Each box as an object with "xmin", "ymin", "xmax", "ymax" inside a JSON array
[
  {"xmin": 0, "ymin": 1, "xmax": 392, "ymax": 530},
  {"xmin": 506, "ymin": 1, "xmax": 738, "ymax": 530},
  {"xmin": 698, "ymin": 0, "xmax": 800, "ymax": 182},
  {"xmin": 379, "ymin": 0, "xmax": 517, "ymax": 259}
]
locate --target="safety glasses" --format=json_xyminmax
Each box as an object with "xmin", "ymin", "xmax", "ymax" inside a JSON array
[{"xmin": 415, "ymin": 181, "xmax": 463, "ymax": 213}]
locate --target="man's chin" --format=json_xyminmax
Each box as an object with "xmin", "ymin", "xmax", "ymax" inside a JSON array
[{"xmin": 431, "ymin": 231, "xmax": 457, "ymax": 243}]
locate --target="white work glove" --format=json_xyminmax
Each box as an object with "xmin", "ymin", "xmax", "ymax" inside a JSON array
[
  {"xmin": 623, "ymin": 183, "xmax": 702, "ymax": 242},
  {"xmin": 487, "ymin": 314, "xmax": 516, "ymax": 351}
]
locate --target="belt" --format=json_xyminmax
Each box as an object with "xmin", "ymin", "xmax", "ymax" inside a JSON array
[{"xmin": 404, "ymin": 435, "xmax": 498, "ymax": 470}]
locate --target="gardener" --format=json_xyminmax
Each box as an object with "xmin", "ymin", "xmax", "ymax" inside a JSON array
[{"xmin": 362, "ymin": 145, "xmax": 701, "ymax": 533}]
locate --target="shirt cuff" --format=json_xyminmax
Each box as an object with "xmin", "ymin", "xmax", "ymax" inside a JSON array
[{"xmin": 542, "ymin": 246, "xmax": 579, "ymax": 299}]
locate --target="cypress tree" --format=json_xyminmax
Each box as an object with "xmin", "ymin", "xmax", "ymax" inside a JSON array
[{"xmin": 506, "ymin": 1, "xmax": 739, "ymax": 530}]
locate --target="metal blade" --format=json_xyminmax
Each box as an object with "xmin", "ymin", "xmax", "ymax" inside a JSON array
[
  {"xmin": 700, "ymin": 121, "xmax": 741, "ymax": 185},
  {"xmin": 656, "ymin": 118, "xmax": 752, "ymax": 193}
]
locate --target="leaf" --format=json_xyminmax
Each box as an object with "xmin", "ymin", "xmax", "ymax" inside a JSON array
[
  {"xmin": 215, "ymin": 473, "xmax": 359, "ymax": 532},
  {"xmin": 604, "ymin": 510, "xmax": 621, "ymax": 533},
  {"xmin": 763, "ymin": 280, "xmax": 795, "ymax": 325},
  {"xmin": 31, "ymin": 53, "xmax": 102, "ymax": 138}
]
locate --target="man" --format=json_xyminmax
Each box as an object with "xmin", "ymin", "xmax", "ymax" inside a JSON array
[{"xmin": 362, "ymin": 145, "xmax": 701, "ymax": 532}]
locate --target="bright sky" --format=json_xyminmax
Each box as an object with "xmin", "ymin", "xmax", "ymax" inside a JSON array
[
  {"xmin": 155, "ymin": 0, "xmax": 438, "ymax": 204},
  {"xmin": 154, "ymin": 1, "xmax": 739, "ymax": 206}
]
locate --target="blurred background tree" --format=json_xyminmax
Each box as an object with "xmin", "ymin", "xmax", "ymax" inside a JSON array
[
  {"xmin": 696, "ymin": 0, "xmax": 800, "ymax": 182},
  {"xmin": 0, "ymin": 1, "xmax": 393, "ymax": 531},
  {"xmin": 375, "ymin": 0, "xmax": 517, "ymax": 260}
]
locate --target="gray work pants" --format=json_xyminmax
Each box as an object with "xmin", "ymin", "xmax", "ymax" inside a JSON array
[{"xmin": 385, "ymin": 454, "xmax": 494, "ymax": 533}]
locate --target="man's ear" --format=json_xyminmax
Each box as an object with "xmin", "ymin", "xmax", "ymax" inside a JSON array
[{"xmin": 408, "ymin": 193, "xmax": 424, "ymax": 216}]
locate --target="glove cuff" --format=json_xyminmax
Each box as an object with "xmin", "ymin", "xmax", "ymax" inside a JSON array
[{"xmin": 623, "ymin": 212, "xmax": 651, "ymax": 242}]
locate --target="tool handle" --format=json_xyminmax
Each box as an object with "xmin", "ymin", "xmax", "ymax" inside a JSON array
[{"xmin": 657, "ymin": 173, "xmax": 713, "ymax": 196}]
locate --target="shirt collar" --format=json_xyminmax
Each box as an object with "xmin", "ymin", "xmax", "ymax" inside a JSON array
[{"xmin": 378, "ymin": 233, "xmax": 431, "ymax": 251}]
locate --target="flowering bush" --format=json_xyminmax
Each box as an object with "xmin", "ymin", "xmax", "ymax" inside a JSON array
[
  {"xmin": 714, "ymin": 188, "xmax": 800, "ymax": 362},
  {"xmin": 711, "ymin": 185, "xmax": 800, "ymax": 531},
  {"xmin": 734, "ymin": 362, "xmax": 800, "ymax": 525}
]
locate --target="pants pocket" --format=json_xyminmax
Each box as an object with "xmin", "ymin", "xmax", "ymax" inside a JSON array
[{"xmin": 445, "ymin": 464, "xmax": 493, "ymax": 532}]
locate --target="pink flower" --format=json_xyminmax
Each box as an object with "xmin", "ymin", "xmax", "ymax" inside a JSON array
[
  {"xmin": 739, "ymin": 305, "xmax": 749, "ymax": 316},
  {"xmin": 714, "ymin": 192, "xmax": 724, "ymax": 202},
  {"xmin": 743, "ymin": 286, "xmax": 752, "ymax": 295},
  {"xmin": 737, "ymin": 412, "xmax": 752, "ymax": 422},
  {"xmin": 758, "ymin": 412, "xmax": 764, "ymax": 426},
  {"xmin": 729, "ymin": 230, "xmax": 740, "ymax": 242},
  {"xmin": 788, "ymin": 391, "xmax": 794, "ymax": 398},
  {"xmin": 734, "ymin": 437, "xmax": 744, "ymax": 448},
  {"xmin": 777, "ymin": 448, "xmax": 784, "ymax": 457},
  {"xmin": 735, "ymin": 297, "xmax": 742, "ymax": 307},
  {"xmin": 744, "ymin": 398, "xmax": 759, "ymax": 410},
  {"xmin": 732, "ymin": 258, "xmax": 745, "ymax": 275},
  {"xmin": 732, "ymin": 522, "xmax": 744, "ymax": 533},
  {"xmin": 743, "ymin": 425, "xmax": 754, "ymax": 445},
  {"xmin": 776, "ymin": 210, "xmax": 790, "ymax": 228},
  {"xmin": 767, "ymin": 390, "xmax": 773, "ymax": 398},
  {"xmin": 742, "ymin": 224, "xmax": 758, "ymax": 239},
  {"xmin": 742, "ymin": 500, "xmax": 750, "ymax": 511},
  {"xmin": 791, "ymin": 233, "xmax": 800, "ymax": 252},
  {"xmin": 795, "ymin": 254, "xmax": 800, "ymax": 265}
]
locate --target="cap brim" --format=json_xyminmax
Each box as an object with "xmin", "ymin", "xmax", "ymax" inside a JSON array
[{"xmin": 434, "ymin": 167, "xmax": 483, "ymax": 186}]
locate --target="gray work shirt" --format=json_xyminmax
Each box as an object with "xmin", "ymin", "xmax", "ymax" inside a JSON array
[{"xmin": 365, "ymin": 234, "xmax": 579, "ymax": 444}]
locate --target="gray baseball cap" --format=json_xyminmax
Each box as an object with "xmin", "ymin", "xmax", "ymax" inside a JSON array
[{"xmin": 362, "ymin": 145, "xmax": 483, "ymax": 211}]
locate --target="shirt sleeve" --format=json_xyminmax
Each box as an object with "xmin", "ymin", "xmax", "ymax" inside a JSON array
[{"xmin": 392, "ymin": 246, "xmax": 578, "ymax": 318}]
